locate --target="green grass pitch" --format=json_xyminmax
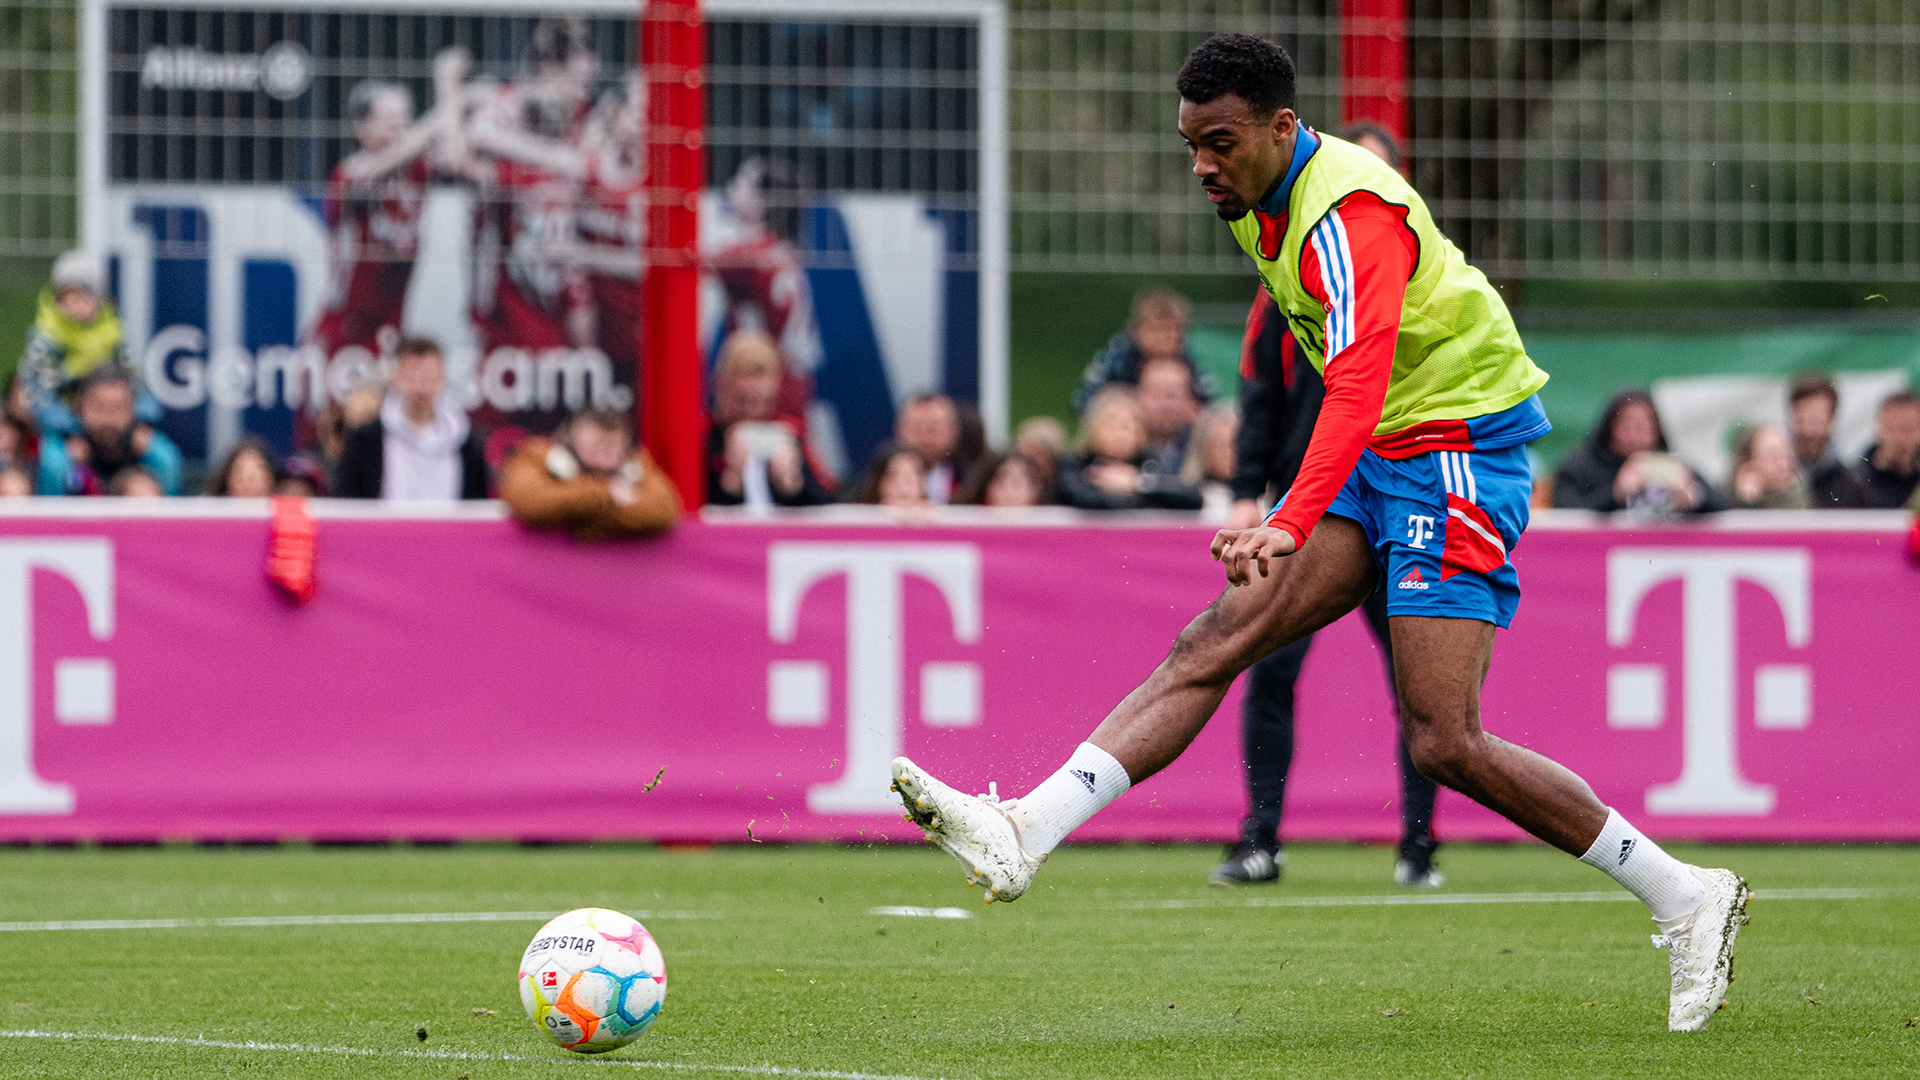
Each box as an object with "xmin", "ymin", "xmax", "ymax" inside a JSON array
[{"xmin": 0, "ymin": 841, "xmax": 1914, "ymax": 1078}]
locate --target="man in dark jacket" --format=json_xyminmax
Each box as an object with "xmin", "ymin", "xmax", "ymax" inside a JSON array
[
  {"xmin": 1211, "ymin": 289, "xmax": 1442, "ymax": 889},
  {"xmin": 1787, "ymin": 373, "xmax": 1867, "ymax": 508},
  {"xmin": 335, "ymin": 336, "xmax": 489, "ymax": 500},
  {"xmin": 1853, "ymin": 390, "xmax": 1920, "ymax": 508}
]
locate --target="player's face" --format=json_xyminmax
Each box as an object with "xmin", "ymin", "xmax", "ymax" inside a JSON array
[
  {"xmin": 1178, "ymin": 94, "xmax": 1296, "ymax": 221},
  {"xmin": 356, "ymin": 93, "xmax": 408, "ymax": 153}
]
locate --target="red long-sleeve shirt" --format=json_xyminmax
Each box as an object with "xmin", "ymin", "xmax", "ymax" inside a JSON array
[{"xmin": 1262, "ymin": 191, "xmax": 1418, "ymax": 550}]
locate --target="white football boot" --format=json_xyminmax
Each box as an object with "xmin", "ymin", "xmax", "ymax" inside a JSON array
[
  {"xmin": 890, "ymin": 757, "xmax": 1043, "ymax": 903},
  {"xmin": 1654, "ymin": 866, "xmax": 1753, "ymax": 1032}
]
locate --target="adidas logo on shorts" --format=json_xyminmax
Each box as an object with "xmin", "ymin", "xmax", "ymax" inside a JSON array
[{"xmin": 1397, "ymin": 568, "xmax": 1430, "ymax": 591}]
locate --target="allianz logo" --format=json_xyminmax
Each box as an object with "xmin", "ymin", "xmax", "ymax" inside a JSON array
[
  {"xmin": 139, "ymin": 42, "xmax": 312, "ymax": 101},
  {"xmin": 141, "ymin": 327, "xmax": 633, "ymax": 415}
]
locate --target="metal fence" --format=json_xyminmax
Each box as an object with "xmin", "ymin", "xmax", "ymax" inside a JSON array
[
  {"xmin": 0, "ymin": 1, "xmax": 80, "ymax": 263},
  {"xmin": 6, "ymin": 0, "xmax": 1920, "ymax": 282}
]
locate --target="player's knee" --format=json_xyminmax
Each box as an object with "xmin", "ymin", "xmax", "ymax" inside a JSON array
[
  {"xmin": 1401, "ymin": 720, "xmax": 1474, "ymax": 789},
  {"xmin": 1165, "ymin": 612, "xmax": 1246, "ymax": 688}
]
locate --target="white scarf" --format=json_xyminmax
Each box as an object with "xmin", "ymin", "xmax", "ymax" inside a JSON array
[{"xmin": 381, "ymin": 393, "xmax": 469, "ymax": 501}]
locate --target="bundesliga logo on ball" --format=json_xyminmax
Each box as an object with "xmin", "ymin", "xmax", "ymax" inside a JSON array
[{"xmin": 518, "ymin": 908, "xmax": 666, "ymax": 1054}]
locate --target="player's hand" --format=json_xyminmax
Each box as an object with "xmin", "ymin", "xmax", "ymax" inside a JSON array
[{"xmin": 1210, "ymin": 525, "xmax": 1298, "ymax": 586}]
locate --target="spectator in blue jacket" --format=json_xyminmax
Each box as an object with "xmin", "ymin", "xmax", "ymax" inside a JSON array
[{"xmin": 36, "ymin": 367, "xmax": 181, "ymax": 496}]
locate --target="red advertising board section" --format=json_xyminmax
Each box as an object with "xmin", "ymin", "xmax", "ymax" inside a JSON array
[{"xmin": 0, "ymin": 507, "xmax": 1914, "ymax": 844}]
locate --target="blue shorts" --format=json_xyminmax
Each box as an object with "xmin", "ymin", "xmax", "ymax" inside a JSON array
[{"xmin": 1316, "ymin": 444, "xmax": 1532, "ymax": 627}]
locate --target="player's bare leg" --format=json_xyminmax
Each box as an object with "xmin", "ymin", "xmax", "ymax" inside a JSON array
[
  {"xmin": 1383, "ymin": 613, "xmax": 1749, "ymax": 1031},
  {"xmin": 1387, "ymin": 616, "xmax": 1606, "ymax": 854},
  {"xmin": 891, "ymin": 517, "xmax": 1376, "ymax": 901},
  {"xmin": 1084, "ymin": 517, "xmax": 1375, "ymax": 781}
]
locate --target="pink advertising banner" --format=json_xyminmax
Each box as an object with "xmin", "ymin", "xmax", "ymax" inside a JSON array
[{"xmin": 0, "ymin": 505, "xmax": 1914, "ymax": 844}]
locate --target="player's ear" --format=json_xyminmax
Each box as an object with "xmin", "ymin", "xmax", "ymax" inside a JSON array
[{"xmin": 1269, "ymin": 108, "xmax": 1296, "ymax": 144}]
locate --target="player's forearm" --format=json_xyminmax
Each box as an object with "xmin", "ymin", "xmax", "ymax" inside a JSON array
[{"xmin": 1263, "ymin": 363, "xmax": 1386, "ymax": 547}]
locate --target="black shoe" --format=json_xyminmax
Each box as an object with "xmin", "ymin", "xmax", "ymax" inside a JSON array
[
  {"xmin": 1208, "ymin": 821, "xmax": 1283, "ymax": 885},
  {"xmin": 1394, "ymin": 834, "xmax": 1443, "ymax": 888}
]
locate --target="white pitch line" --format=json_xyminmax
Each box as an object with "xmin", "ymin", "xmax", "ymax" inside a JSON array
[
  {"xmin": 0, "ymin": 1030, "xmax": 952, "ymax": 1080},
  {"xmin": 0, "ymin": 909, "xmax": 724, "ymax": 934},
  {"xmin": 1099, "ymin": 886, "xmax": 1885, "ymax": 911},
  {"xmin": 867, "ymin": 906, "xmax": 974, "ymax": 920}
]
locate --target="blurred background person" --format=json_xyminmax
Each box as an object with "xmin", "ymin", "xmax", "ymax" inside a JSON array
[
  {"xmin": 957, "ymin": 451, "xmax": 1052, "ymax": 508},
  {"xmin": 703, "ymin": 157, "xmax": 824, "ymax": 431},
  {"xmin": 1787, "ymin": 373, "xmax": 1866, "ymax": 507},
  {"xmin": 1337, "ymin": 121, "xmax": 1403, "ymax": 173},
  {"xmin": 1854, "ymin": 390, "xmax": 1920, "ymax": 508},
  {"xmin": 851, "ymin": 444, "xmax": 930, "ymax": 511},
  {"xmin": 275, "ymin": 457, "xmax": 330, "ymax": 498},
  {"xmin": 335, "ymin": 337, "xmax": 488, "ymax": 500},
  {"xmin": 500, "ymin": 407, "xmax": 680, "ymax": 539},
  {"xmin": 36, "ymin": 367, "xmax": 180, "ymax": 496},
  {"xmin": 894, "ymin": 392, "xmax": 972, "ymax": 505},
  {"xmin": 706, "ymin": 330, "xmax": 833, "ymax": 508},
  {"xmin": 1180, "ymin": 403, "xmax": 1239, "ymax": 515},
  {"xmin": 1013, "ymin": 415, "xmax": 1069, "ymax": 495},
  {"xmin": 16, "ymin": 249, "xmax": 160, "ymax": 439},
  {"xmin": 1137, "ymin": 356, "xmax": 1203, "ymax": 474},
  {"xmin": 206, "ymin": 437, "xmax": 279, "ymax": 498},
  {"xmin": 1553, "ymin": 389, "xmax": 1718, "ymax": 514},
  {"xmin": 1074, "ymin": 288, "xmax": 1212, "ymax": 414},
  {"xmin": 107, "ymin": 467, "xmax": 164, "ymax": 498},
  {"xmin": 1057, "ymin": 386, "xmax": 1201, "ymax": 511},
  {"xmin": 0, "ymin": 467, "xmax": 31, "ymax": 498},
  {"xmin": 1726, "ymin": 424, "xmax": 1810, "ymax": 509}
]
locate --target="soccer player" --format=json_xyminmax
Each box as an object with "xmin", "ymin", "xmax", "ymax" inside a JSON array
[{"xmin": 890, "ymin": 34, "xmax": 1750, "ymax": 1032}]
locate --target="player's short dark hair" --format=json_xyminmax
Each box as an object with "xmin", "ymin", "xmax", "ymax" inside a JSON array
[
  {"xmin": 394, "ymin": 336, "xmax": 442, "ymax": 362},
  {"xmin": 572, "ymin": 408, "xmax": 634, "ymax": 440},
  {"xmin": 1880, "ymin": 390, "xmax": 1920, "ymax": 413},
  {"xmin": 1788, "ymin": 372, "xmax": 1838, "ymax": 409},
  {"xmin": 1175, "ymin": 34, "xmax": 1296, "ymax": 118}
]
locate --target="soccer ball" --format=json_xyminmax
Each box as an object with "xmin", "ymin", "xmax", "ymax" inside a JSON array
[{"xmin": 518, "ymin": 907, "xmax": 667, "ymax": 1053}]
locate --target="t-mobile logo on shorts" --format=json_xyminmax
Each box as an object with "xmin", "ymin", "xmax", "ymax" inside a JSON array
[
  {"xmin": 1618, "ymin": 838, "xmax": 1636, "ymax": 865},
  {"xmin": 1397, "ymin": 568, "xmax": 1429, "ymax": 591},
  {"xmin": 1406, "ymin": 514, "xmax": 1437, "ymax": 549}
]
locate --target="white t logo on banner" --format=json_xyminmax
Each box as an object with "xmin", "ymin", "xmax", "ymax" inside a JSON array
[
  {"xmin": 1606, "ymin": 547, "xmax": 1811, "ymax": 816},
  {"xmin": 767, "ymin": 543, "xmax": 981, "ymax": 814},
  {"xmin": 0, "ymin": 539, "xmax": 116, "ymax": 815}
]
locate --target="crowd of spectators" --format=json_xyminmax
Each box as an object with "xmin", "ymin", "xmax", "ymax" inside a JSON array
[
  {"xmin": 1550, "ymin": 375, "xmax": 1920, "ymax": 515},
  {"xmin": 9, "ymin": 247, "xmax": 1920, "ymax": 527}
]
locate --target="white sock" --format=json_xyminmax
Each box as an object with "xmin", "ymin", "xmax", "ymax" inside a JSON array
[
  {"xmin": 1578, "ymin": 808, "xmax": 1707, "ymax": 926},
  {"xmin": 1005, "ymin": 743, "xmax": 1131, "ymax": 855}
]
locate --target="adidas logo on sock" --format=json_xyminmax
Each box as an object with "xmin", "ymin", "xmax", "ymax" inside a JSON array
[
  {"xmin": 1618, "ymin": 838, "xmax": 1636, "ymax": 865},
  {"xmin": 1071, "ymin": 769, "xmax": 1097, "ymax": 793}
]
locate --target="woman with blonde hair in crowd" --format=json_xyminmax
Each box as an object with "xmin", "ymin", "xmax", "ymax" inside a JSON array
[
  {"xmin": 1057, "ymin": 385, "xmax": 1202, "ymax": 511},
  {"xmin": 1181, "ymin": 403, "xmax": 1239, "ymax": 515}
]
